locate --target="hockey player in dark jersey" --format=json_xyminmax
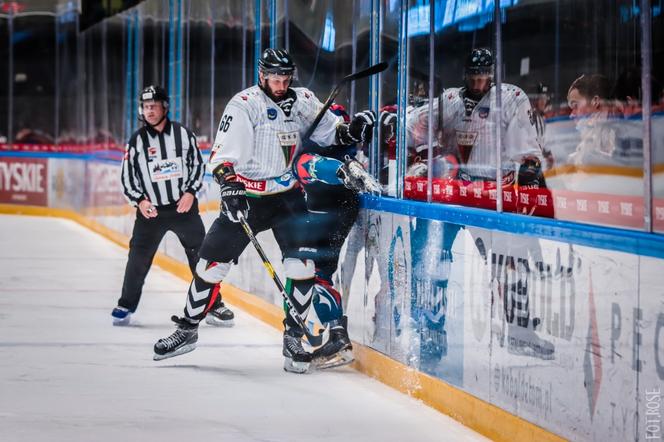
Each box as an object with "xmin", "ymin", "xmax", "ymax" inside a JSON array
[{"xmin": 293, "ymin": 104, "xmax": 381, "ymax": 368}]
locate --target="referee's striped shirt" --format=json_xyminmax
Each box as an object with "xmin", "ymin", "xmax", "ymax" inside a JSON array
[{"xmin": 121, "ymin": 120, "xmax": 205, "ymax": 207}]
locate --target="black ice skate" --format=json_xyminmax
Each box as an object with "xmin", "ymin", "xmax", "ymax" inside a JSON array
[
  {"xmin": 312, "ymin": 316, "xmax": 354, "ymax": 370},
  {"xmin": 337, "ymin": 157, "xmax": 382, "ymax": 194},
  {"xmin": 153, "ymin": 316, "xmax": 199, "ymax": 361},
  {"xmin": 205, "ymin": 301, "xmax": 235, "ymax": 327},
  {"xmin": 283, "ymin": 326, "xmax": 313, "ymax": 374}
]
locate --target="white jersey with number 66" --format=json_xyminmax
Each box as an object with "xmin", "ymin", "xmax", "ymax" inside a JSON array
[{"xmin": 209, "ymin": 85, "xmax": 342, "ymax": 195}]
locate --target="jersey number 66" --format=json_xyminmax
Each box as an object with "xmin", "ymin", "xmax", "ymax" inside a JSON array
[{"xmin": 219, "ymin": 115, "xmax": 233, "ymax": 133}]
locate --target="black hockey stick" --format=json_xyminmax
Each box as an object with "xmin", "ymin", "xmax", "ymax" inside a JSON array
[
  {"xmin": 300, "ymin": 61, "xmax": 388, "ymax": 148},
  {"xmin": 236, "ymin": 211, "xmax": 329, "ymax": 347}
]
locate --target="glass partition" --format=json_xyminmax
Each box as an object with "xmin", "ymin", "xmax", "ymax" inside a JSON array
[
  {"xmin": 280, "ymin": 0, "xmax": 349, "ymax": 103},
  {"xmin": 141, "ymin": 2, "xmax": 168, "ymax": 91},
  {"xmin": 183, "ymin": 0, "xmax": 213, "ymax": 145},
  {"xmin": 55, "ymin": 5, "xmax": 80, "ymax": 146},
  {"xmin": 502, "ymin": 0, "xmax": 644, "ymax": 228},
  {"xmin": 403, "ymin": 0, "xmax": 495, "ymax": 206},
  {"xmin": 378, "ymin": 0, "xmax": 400, "ymax": 194},
  {"xmin": 1, "ymin": 0, "xmax": 661, "ymax": 233},
  {"xmin": 396, "ymin": 0, "xmax": 660, "ymax": 230},
  {"xmin": 652, "ymin": 0, "xmax": 664, "ymax": 233},
  {"xmin": 105, "ymin": 14, "xmax": 128, "ymax": 148},
  {"xmin": 12, "ymin": 14, "xmax": 55, "ymax": 145},
  {"xmin": 0, "ymin": 13, "xmax": 9, "ymax": 144},
  {"xmin": 213, "ymin": 0, "xmax": 254, "ymax": 144},
  {"xmin": 275, "ymin": 0, "xmax": 371, "ymax": 163}
]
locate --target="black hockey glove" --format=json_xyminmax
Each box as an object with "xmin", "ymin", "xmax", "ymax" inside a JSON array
[
  {"xmin": 379, "ymin": 110, "xmax": 396, "ymax": 142},
  {"xmin": 213, "ymin": 162, "xmax": 249, "ymax": 223},
  {"xmin": 336, "ymin": 110, "xmax": 376, "ymax": 145},
  {"xmin": 220, "ymin": 181, "xmax": 249, "ymax": 223},
  {"xmin": 517, "ymin": 156, "xmax": 546, "ymax": 188}
]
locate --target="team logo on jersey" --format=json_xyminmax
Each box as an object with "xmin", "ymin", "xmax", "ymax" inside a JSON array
[
  {"xmin": 456, "ymin": 131, "xmax": 478, "ymax": 147},
  {"xmin": 274, "ymin": 171, "xmax": 293, "ymax": 187},
  {"xmin": 267, "ymin": 108, "xmax": 278, "ymax": 120},
  {"xmin": 478, "ymin": 107, "xmax": 490, "ymax": 119},
  {"xmin": 278, "ymin": 131, "xmax": 299, "ymax": 165},
  {"xmin": 149, "ymin": 158, "xmax": 183, "ymax": 182},
  {"xmin": 147, "ymin": 146, "xmax": 159, "ymax": 159}
]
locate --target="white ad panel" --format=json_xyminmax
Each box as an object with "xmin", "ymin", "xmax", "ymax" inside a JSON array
[
  {"xmin": 48, "ymin": 158, "xmax": 86, "ymax": 209},
  {"xmin": 638, "ymin": 256, "xmax": 664, "ymax": 442},
  {"xmin": 459, "ymin": 227, "xmax": 640, "ymax": 441}
]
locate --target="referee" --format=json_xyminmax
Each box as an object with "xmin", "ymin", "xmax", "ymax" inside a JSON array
[{"xmin": 112, "ymin": 85, "xmax": 234, "ymax": 327}]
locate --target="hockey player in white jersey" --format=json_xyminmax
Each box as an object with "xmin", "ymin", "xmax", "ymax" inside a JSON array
[
  {"xmin": 404, "ymin": 48, "xmax": 545, "ymax": 189},
  {"xmin": 153, "ymin": 48, "xmax": 376, "ymax": 373},
  {"xmin": 391, "ymin": 48, "xmax": 555, "ymax": 359}
]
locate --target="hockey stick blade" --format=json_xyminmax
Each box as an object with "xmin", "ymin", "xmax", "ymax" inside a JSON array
[
  {"xmin": 301, "ymin": 61, "xmax": 388, "ymax": 144},
  {"xmin": 343, "ymin": 61, "xmax": 388, "ymax": 82},
  {"xmin": 236, "ymin": 212, "xmax": 330, "ymax": 347}
]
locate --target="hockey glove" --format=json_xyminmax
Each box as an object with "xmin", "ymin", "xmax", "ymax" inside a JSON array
[
  {"xmin": 220, "ymin": 181, "xmax": 249, "ymax": 223},
  {"xmin": 379, "ymin": 110, "xmax": 396, "ymax": 142},
  {"xmin": 213, "ymin": 162, "xmax": 249, "ymax": 222},
  {"xmin": 336, "ymin": 110, "xmax": 376, "ymax": 145},
  {"xmin": 517, "ymin": 156, "xmax": 546, "ymax": 188},
  {"xmin": 337, "ymin": 156, "xmax": 382, "ymax": 194}
]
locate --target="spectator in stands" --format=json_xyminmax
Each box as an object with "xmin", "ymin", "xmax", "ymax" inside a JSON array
[
  {"xmin": 14, "ymin": 127, "xmax": 54, "ymax": 145},
  {"xmin": 566, "ymin": 73, "xmax": 618, "ymax": 166}
]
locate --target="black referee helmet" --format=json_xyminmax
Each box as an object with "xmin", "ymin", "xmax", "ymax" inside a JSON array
[
  {"xmin": 138, "ymin": 85, "xmax": 169, "ymax": 123},
  {"xmin": 139, "ymin": 85, "xmax": 169, "ymax": 108}
]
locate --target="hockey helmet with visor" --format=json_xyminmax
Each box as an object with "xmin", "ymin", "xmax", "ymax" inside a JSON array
[{"xmin": 258, "ymin": 48, "xmax": 297, "ymax": 80}]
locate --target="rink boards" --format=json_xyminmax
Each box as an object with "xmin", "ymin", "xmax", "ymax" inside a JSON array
[
  {"xmin": 349, "ymin": 200, "xmax": 664, "ymax": 442},
  {"xmin": 1, "ymin": 153, "xmax": 663, "ymax": 442}
]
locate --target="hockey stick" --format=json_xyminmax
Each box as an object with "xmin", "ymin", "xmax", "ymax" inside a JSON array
[
  {"xmin": 300, "ymin": 61, "xmax": 389, "ymax": 149},
  {"xmin": 236, "ymin": 211, "xmax": 329, "ymax": 347}
]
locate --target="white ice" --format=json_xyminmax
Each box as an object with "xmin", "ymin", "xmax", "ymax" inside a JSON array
[{"xmin": 0, "ymin": 215, "xmax": 489, "ymax": 442}]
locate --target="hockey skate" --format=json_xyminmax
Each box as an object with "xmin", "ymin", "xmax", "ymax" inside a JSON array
[
  {"xmin": 205, "ymin": 301, "xmax": 235, "ymax": 327},
  {"xmin": 312, "ymin": 317, "xmax": 354, "ymax": 370},
  {"xmin": 111, "ymin": 306, "xmax": 132, "ymax": 326},
  {"xmin": 283, "ymin": 326, "xmax": 313, "ymax": 374},
  {"xmin": 153, "ymin": 316, "xmax": 199, "ymax": 361},
  {"xmin": 337, "ymin": 157, "xmax": 382, "ymax": 195}
]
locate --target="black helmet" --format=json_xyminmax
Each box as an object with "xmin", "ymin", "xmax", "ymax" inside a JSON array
[
  {"xmin": 138, "ymin": 85, "xmax": 169, "ymax": 125},
  {"xmin": 139, "ymin": 85, "xmax": 169, "ymax": 107},
  {"xmin": 258, "ymin": 48, "xmax": 296, "ymax": 76},
  {"xmin": 537, "ymin": 82, "xmax": 549, "ymax": 95},
  {"xmin": 465, "ymin": 48, "xmax": 494, "ymax": 76}
]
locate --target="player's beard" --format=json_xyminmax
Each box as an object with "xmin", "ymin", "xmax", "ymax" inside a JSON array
[
  {"xmin": 465, "ymin": 85, "xmax": 490, "ymax": 101},
  {"xmin": 261, "ymin": 81, "xmax": 289, "ymax": 102}
]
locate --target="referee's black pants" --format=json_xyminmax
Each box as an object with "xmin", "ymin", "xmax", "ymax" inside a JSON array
[{"xmin": 118, "ymin": 200, "xmax": 206, "ymax": 312}]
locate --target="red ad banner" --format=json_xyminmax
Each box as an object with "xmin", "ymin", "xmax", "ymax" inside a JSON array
[
  {"xmin": 405, "ymin": 176, "xmax": 664, "ymax": 230},
  {"xmin": 0, "ymin": 157, "xmax": 48, "ymax": 206}
]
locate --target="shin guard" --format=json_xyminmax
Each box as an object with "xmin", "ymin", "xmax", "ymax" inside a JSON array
[{"xmin": 283, "ymin": 258, "xmax": 315, "ymax": 331}]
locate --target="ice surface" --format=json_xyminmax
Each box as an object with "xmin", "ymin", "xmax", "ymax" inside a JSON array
[{"xmin": 0, "ymin": 214, "xmax": 489, "ymax": 442}]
